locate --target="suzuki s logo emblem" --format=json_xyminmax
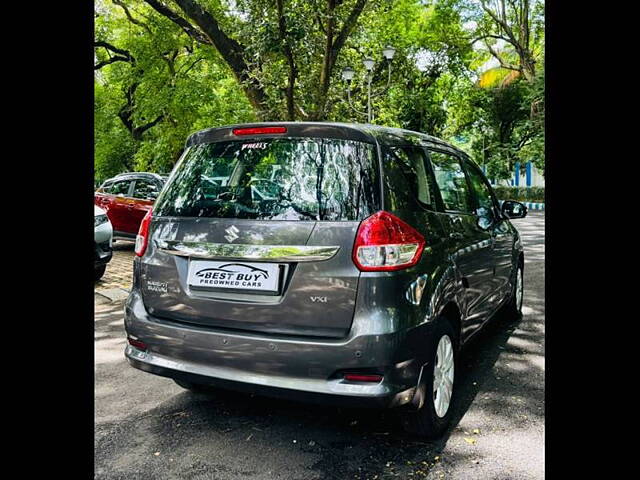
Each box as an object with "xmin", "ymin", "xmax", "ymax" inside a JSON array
[{"xmin": 224, "ymin": 225, "xmax": 240, "ymax": 243}]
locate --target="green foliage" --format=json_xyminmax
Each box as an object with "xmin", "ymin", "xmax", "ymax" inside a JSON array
[
  {"xmin": 94, "ymin": 82, "xmax": 136, "ymax": 182},
  {"xmin": 94, "ymin": 0, "xmax": 256, "ymax": 183},
  {"xmin": 94, "ymin": 0, "xmax": 544, "ymax": 185},
  {"xmin": 493, "ymin": 186, "xmax": 544, "ymax": 203},
  {"xmin": 446, "ymin": 70, "xmax": 545, "ymax": 181}
]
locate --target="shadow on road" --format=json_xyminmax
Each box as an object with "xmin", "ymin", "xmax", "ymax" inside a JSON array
[
  {"xmin": 95, "ymin": 302, "xmax": 543, "ymax": 479},
  {"xmin": 95, "ymin": 212, "xmax": 544, "ymax": 479},
  {"xmin": 112, "ymin": 239, "xmax": 135, "ymax": 250}
]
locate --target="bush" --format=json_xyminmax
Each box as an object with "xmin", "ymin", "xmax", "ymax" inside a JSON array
[{"xmin": 493, "ymin": 186, "xmax": 544, "ymax": 203}]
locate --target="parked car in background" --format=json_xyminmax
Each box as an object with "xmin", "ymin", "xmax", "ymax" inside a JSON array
[
  {"xmin": 94, "ymin": 205, "xmax": 113, "ymax": 281},
  {"xmin": 95, "ymin": 172, "xmax": 166, "ymax": 239},
  {"xmin": 124, "ymin": 123, "xmax": 527, "ymax": 438}
]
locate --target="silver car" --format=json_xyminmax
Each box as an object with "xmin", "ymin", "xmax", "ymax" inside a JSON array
[
  {"xmin": 124, "ymin": 123, "xmax": 526, "ymax": 437},
  {"xmin": 94, "ymin": 205, "xmax": 113, "ymax": 281}
]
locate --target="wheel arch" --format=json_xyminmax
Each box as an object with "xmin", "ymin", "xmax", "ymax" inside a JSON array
[{"xmin": 439, "ymin": 301, "xmax": 462, "ymax": 352}]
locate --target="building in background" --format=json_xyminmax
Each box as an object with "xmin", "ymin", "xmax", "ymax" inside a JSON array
[{"xmin": 482, "ymin": 161, "xmax": 545, "ymax": 187}]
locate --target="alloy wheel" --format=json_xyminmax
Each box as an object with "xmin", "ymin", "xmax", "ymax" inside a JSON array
[
  {"xmin": 433, "ymin": 334, "xmax": 455, "ymax": 418},
  {"xmin": 516, "ymin": 267, "xmax": 524, "ymax": 312}
]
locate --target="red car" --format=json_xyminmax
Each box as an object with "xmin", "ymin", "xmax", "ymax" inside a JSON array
[{"xmin": 94, "ymin": 173, "xmax": 166, "ymax": 239}]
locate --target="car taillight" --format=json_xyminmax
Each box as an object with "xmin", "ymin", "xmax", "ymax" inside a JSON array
[
  {"xmin": 232, "ymin": 126, "xmax": 287, "ymax": 135},
  {"xmin": 135, "ymin": 210, "xmax": 152, "ymax": 257},
  {"xmin": 352, "ymin": 211, "xmax": 425, "ymax": 271}
]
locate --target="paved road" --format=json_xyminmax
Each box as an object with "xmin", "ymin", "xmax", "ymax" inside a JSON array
[
  {"xmin": 95, "ymin": 212, "xmax": 544, "ymax": 479},
  {"xmin": 95, "ymin": 240, "xmax": 135, "ymax": 295}
]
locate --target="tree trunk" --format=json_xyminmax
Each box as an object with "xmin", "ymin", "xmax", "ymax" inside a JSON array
[
  {"xmin": 277, "ymin": 0, "xmax": 297, "ymax": 121},
  {"xmin": 311, "ymin": 0, "xmax": 336, "ymax": 121},
  {"xmin": 311, "ymin": 0, "xmax": 368, "ymax": 120},
  {"xmin": 148, "ymin": 0, "xmax": 271, "ymax": 119},
  {"xmin": 520, "ymin": 53, "xmax": 536, "ymax": 82}
]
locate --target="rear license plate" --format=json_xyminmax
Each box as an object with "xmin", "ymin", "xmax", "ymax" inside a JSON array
[{"xmin": 187, "ymin": 260, "xmax": 281, "ymax": 293}]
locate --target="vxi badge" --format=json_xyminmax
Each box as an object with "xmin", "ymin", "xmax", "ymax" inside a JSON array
[{"xmin": 187, "ymin": 260, "xmax": 280, "ymax": 293}]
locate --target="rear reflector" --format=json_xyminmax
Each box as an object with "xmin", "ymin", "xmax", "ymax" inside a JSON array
[
  {"xmin": 233, "ymin": 126, "xmax": 287, "ymax": 136},
  {"xmin": 343, "ymin": 373, "xmax": 384, "ymax": 383},
  {"xmin": 127, "ymin": 337, "xmax": 147, "ymax": 351},
  {"xmin": 352, "ymin": 211, "xmax": 425, "ymax": 271}
]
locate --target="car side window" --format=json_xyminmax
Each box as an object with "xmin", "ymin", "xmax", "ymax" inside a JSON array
[
  {"xmin": 463, "ymin": 161, "xmax": 497, "ymax": 215},
  {"xmin": 427, "ymin": 150, "xmax": 472, "ymax": 213},
  {"xmin": 99, "ymin": 181, "xmax": 113, "ymax": 193},
  {"xmin": 132, "ymin": 179, "xmax": 160, "ymax": 200},
  {"xmin": 110, "ymin": 180, "xmax": 131, "ymax": 197},
  {"xmin": 388, "ymin": 146, "xmax": 435, "ymax": 207}
]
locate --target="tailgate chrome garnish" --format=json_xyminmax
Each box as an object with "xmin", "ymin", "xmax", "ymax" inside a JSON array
[{"xmin": 155, "ymin": 240, "xmax": 340, "ymax": 262}]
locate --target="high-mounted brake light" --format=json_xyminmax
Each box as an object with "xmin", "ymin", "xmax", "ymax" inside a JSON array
[
  {"xmin": 135, "ymin": 209, "xmax": 152, "ymax": 257},
  {"xmin": 233, "ymin": 126, "xmax": 287, "ymax": 136},
  {"xmin": 352, "ymin": 211, "xmax": 425, "ymax": 271},
  {"xmin": 343, "ymin": 373, "xmax": 384, "ymax": 383}
]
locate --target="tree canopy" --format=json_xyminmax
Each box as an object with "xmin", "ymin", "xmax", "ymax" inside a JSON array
[{"xmin": 94, "ymin": 0, "xmax": 544, "ymax": 184}]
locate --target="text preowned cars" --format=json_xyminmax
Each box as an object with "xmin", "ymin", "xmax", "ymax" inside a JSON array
[{"xmin": 124, "ymin": 122, "xmax": 527, "ymax": 437}]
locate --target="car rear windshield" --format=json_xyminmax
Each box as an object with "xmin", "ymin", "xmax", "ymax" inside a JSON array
[{"xmin": 154, "ymin": 137, "xmax": 380, "ymax": 221}]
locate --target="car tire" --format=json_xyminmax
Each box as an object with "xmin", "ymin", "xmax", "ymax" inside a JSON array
[
  {"xmin": 94, "ymin": 265, "xmax": 107, "ymax": 282},
  {"xmin": 173, "ymin": 378, "xmax": 214, "ymax": 393},
  {"xmin": 507, "ymin": 262, "xmax": 524, "ymax": 318},
  {"xmin": 401, "ymin": 317, "xmax": 457, "ymax": 439}
]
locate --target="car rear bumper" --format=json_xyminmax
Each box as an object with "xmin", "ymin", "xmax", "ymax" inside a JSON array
[
  {"xmin": 124, "ymin": 289, "xmax": 428, "ymax": 408},
  {"xmin": 94, "ymin": 241, "xmax": 113, "ymax": 267},
  {"xmin": 95, "ymin": 220, "xmax": 113, "ymax": 268},
  {"xmin": 126, "ymin": 346, "xmax": 415, "ymax": 408}
]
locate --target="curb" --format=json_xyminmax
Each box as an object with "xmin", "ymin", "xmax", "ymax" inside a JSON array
[
  {"xmin": 499, "ymin": 200, "xmax": 545, "ymax": 211},
  {"xmin": 521, "ymin": 202, "xmax": 544, "ymax": 211},
  {"xmin": 94, "ymin": 292, "xmax": 112, "ymax": 305},
  {"xmin": 95, "ymin": 287, "xmax": 130, "ymax": 303}
]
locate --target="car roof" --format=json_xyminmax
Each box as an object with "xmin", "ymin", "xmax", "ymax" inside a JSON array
[
  {"xmin": 185, "ymin": 122, "xmax": 469, "ymax": 158},
  {"xmin": 107, "ymin": 172, "xmax": 165, "ymax": 182}
]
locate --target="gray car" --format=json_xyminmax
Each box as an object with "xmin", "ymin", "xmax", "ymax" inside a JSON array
[{"xmin": 124, "ymin": 123, "xmax": 527, "ymax": 437}]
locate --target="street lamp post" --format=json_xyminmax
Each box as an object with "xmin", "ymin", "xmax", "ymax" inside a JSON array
[{"xmin": 342, "ymin": 45, "xmax": 396, "ymax": 123}]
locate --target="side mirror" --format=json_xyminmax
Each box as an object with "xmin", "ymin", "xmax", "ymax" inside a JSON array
[{"xmin": 501, "ymin": 200, "xmax": 527, "ymax": 219}]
